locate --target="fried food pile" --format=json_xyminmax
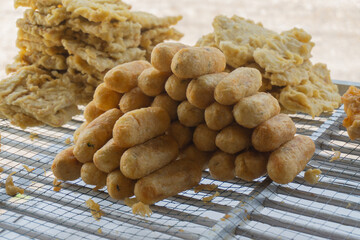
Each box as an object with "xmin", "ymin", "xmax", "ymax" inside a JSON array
[
  {"xmin": 52, "ymin": 44, "xmax": 315, "ymax": 210},
  {"xmin": 196, "ymin": 15, "xmax": 341, "ymax": 117},
  {"xmin": 342, "ymin": 86, "xmax": 360, "ymax": 140},
  {"xmin": 0, "ymin": 0, "xmax": 182, "ymax": 128}
]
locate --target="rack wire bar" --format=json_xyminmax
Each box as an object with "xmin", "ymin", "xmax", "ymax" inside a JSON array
[{"xmin": 1, "ymin": 81, "xmax": 360, "ymax": 239}]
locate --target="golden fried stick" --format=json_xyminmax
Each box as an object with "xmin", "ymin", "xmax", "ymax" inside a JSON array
[
  {"xmin": 119, "ymin": 87, "xmax": 152, "ymax": 113},
  {"xmin": 235, "ymin": 150, "xmax": 268, "ymax": 181},
  {"xmin": 93, "ymin": 139, "xmax": 126, "ymax": 173},
  {"xmin": 93, "ymin": 83, "xmax": 123, "ymax": 111},
  {"xmin": 52, "ymin": 146, "xmax": 82, "ymax": 181},
  {"xmin": 167, "ymin": 121, "xmax": 193, "ymax": 149},
  {"xmin": 151, "ymin": 42, "xmax": 188, "ymax": 73},
  {"xmin": 204, "ymin": 102, "xmax": 233, "ymax": 131},
  {"xmin": 193, "ymin": 124, "xmax": 218, "ymax": 152},
  {"xmin": 83, "ymin": 101, "xmax": 105, "ymax": 123},
  {"xmin": 151, "ymin": 94, "xmax": 179, "ymax": 121},
  {"xmin": 177, "ymin": 101, "xmax": 204, "ymax": 127},
  {"xmin": 81, "ymin": 162, "xmax": 107, "ymax": 188},
  {"xmin": 165, "ymin": 74, "xmax": 191, "ymax": 101},
  {"xmin": 107, "ymin": 170, "xmax": 136, "ymax": 200},
  {"xmin": 138, "ymin": 67, "xmax": 171, "ymax": 97},
  {"xmin": 208, "ymin": 151, "xmax": 235, "ymax": 181},
  {"xmin": 215, "ymin": 124, "xmax": 251, "ymax": 154}
]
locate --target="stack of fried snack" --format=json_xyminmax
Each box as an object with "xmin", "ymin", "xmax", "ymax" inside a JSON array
[
  {"xmin": 52, "ymin": 43, "xmax": 315, "ymax": 208},
  {"xmin": 196, "ymin": 15, "xmax": 341, "ymax": 117},
  {"xmin": 0, "ymin": 0, "xmax": 182, "ymax": 129}
]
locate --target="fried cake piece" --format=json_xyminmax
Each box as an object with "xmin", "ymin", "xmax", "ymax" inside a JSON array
[
  {"xmin": 23, "ymin": 8, "xmax": 68, "ymax": 27},
  {"xmin": 278, "ymin": 63, "xmax": 341, "ymax": 117},
  {"xmin": 129, "ymin": 11, "xmax": 182, "ymax": 29},
  {"xmin": 253, "ymin": 28, "xmax": 314, "ymax": 73},
  {"xmin": 267, "ymin": 60, "xmax": 311, "ymax": 87},
  {"xmin": 66, "ymin": 55, "xmax": 104, "ymax": 81},
  {"xmin": 62, "ymin": 0, "xmax": 131, "ymax": 22},
  {"xmin": 212, "ymin": 15, "xmax": 276, "ymax": 68},
  {"xmin": 15, "ymin": 0, "xmax": 61, "ymax": 9},
  {"xmin": 0, "ymin": 66, "xmax": 80, "ymax": 128},
  {"xmin": 196, "ymin": 33, "xmax": 217, "ymax": 48},
  {"xmin": 17, "ymin": 50, "xmax": 67, "ymax": 70},
  {"xmin": 341, "ymin": 86, "xmax": 360, "ymax": 140}
]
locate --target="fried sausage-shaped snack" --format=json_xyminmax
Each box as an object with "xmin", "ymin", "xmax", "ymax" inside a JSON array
[
  {"xmin": 93, "ymin": 83, "xmax": 122, "ymax": 111},
  {"xmin": 177, "ymin": 101, "xmax": 204, "ymax": 127},
  {"xmin": 205, "ymin": 102, "xmax": 233, "ymax": 131},
  {"xmin": 107, "ymin": 170, "xmax": 136, "ymax": 200},
  {"xmin": 74, "ymin": 109, "xmax": 122, "ymax": 163},
  {"xmin": 93, "ymin": 139, "xmax": 126, "ymax": 173},
  {"xmin": 193, "ymin": 124, "xmax": 218, "ymax": 152},
  {"xmin": 208, "ymin": 151, "xmax": 235, "ymax": 181},
  {"xmin": 235, "ymin": 150, "xmax": 268, "ymax": 182},
  {"xmin": 214, "ymin": 67, "xmax": 262, "ymax": 105},
  {"xmin": 73, "ymin": 122, "xmax": 88, "ymax": 144},
  {"xmin": 165, "ymin": 74, "xmax": 191, "ymax": 101},
  {"xmin": 171, "ymin": 47, "xmax": 226, "ymax": 79},
  {"xmin": 151, "ymin": 42, "xmax": 188, "ymax": 72},
  {"xmin": 267, "ymin": 135, "xmax": 315, "ymax": 184},
  {"xmin": 81, "ymin": 162, "xmax": 107, "ymax": 188},
  {"xmin": 168, "ymin": 121, "xmax": 193, "ymax": 149},
  {"xmin": 134, "ymin": 158, "xmax": 202, "ymax": 205},
  {"xmin": 252, "ymin": 114, "xmax": 296, "ymax": 152},
  {"xmin": 83, "ymin": 101, "xmax": 105, "ymax": 123},
  {"xmin": 186, "ymin": 72, "xmax": 227, "ymax": 109},
  {"xmin": 180, "ymin": 145, "xmax": 211, "ymax": 170},
  {"xmin": 113, "ymin": 107, "xmax": 170, "ymax": 148},
  {"xmin": 119, "ymin": 87, "xmax": 152, "ymax": 113},
  {"xmin": 151, "ymin": 94, "xmax": 179, "ymax": 120},
  {"xmin": 121, "ymin": 135, "xmax": 179, "ymax": 179},
  {"xmin": 52, "ymin": 146, "xmax": 82, "ymax": 181},
  {"xmin": 104, "ymin": 60, "xmax": 152, "ymax": 93},
  {"xmin": 215, "ymin": 124, "xmax": 252, "ymax": 154},
  {"xmin": 138, "ymin": 67, "xmax": 171, "ymax": 97},
  {"xmin": 234, "ymin": 92, "xmax": 280, "ymax": 129}
]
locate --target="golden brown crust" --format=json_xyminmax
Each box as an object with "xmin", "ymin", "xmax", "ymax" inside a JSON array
[
  {"xmin": 52, "ymin": 146, "xmax": 83, "ymax": 181},
  {"xmin": 193, "ymin": 124, "xmax": 218, "ymax": 152},
  {"xmin": 208, "ymin": 151, "xmax": 235, "ymax": 181},
  {"xmin": 215, "ymin": 124, "xmax": 252, "ymax": 154},
  {"xmin": 177, "ymin": 101, "xmax": 204, "ymax": 127},
  {"xmin": 119, "ymin": 87, "xmax": 152, "ymax": 113},
  {"xmin": 93, "ymin": 139, "xmax": 126, "ymax": 173},
  {"xmin": 235, "ymin": 150, "xmax": 268, "ymax": 181},
  {"xmin": 204, "ymin": 102, "xmax": 233, "ymax": 131},
  {"xmin": 107, "ymin": 170, "xmax": 136, "ymax": 200}
]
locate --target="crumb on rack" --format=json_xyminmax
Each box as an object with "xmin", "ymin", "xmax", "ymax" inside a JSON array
[
  {"xmin": 132, "ymin": 202, "xmax": 152, "ymax": 217},
  {"xmin": 179, "ymin": 229, "xmax": 184, "ymax": 232},
  {"xmin": 194, "ymin": 184, "xmax": 218, "ymax": 193},
  {"xmin": 330, "ymin": 148, "xmax": 341, "ymax": 162},
  {"xmin": 0, "ymin": 167, "xmax": 3, "ymax": 173},
  {"xmin": 53, "ymin": 178, "xmax": 62, "ymax": 192},
  {"xmin": 346, "ymin": 203, "xmax": 352, "ymax": 208},
  {"xmin": 22, "ymin": 164, "xmax": 35, "ymax": 173},
  {"xmin": 92, "ymin": 185, "xmax": 102, "ymax": 191},
  {"xmin": 5, "ymin": 172, "xmax": 24, "ymax": 196},
  {"xmin": 65, "ymin": 138, "xmax": 72, "ymax": 144},
  {"xmin": 97, "ymin": 228, "xmax": 102, "ymax": 234},
  {"xmin": 124, "ymin": 197, "xmax": 139, "ymax": 207},
  {"xmin": 43, "ymin": 168, "xmax": 47, "ymax": 176},
  {"xmin": 220, "ymin": 214, "xmax": 232, "ymax": 221},
  {"xmin": 86, "ymin": 198, "xmax": 104, "ymax": 221},
  {"xmin": 29, "ymin": 133, "xmax": 39, "ymax": 141},
  {"xmin": 304, "ymin": 168, "xmax": 322, "ymax": 184},
  {"xmin": 202, "ymin": 191, "xmax": 220, "ymax": 202}
]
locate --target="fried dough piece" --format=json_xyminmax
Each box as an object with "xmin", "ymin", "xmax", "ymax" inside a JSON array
[
  {"xmin": 130, "ymin": 12, "xmax": 182, "ymax": 29},
  {"xmin": 16, "ymin": 50, "xmax": 67, "ymax": 70},
  {"xmin": 0, "ymin": 66, "xmax": 80, "ymax": 128},
  {"xmin": 81, "ymin": 162, "xmax": 107, "ymax": 188},
  {"xmin": 180, "ymin": 145, "xmax": 211, "ymax": 170},
  {"xmin": 62, "ymin": 0, "xmax": 131, "ymax": 22},
  {"xmin": 204, "ymin": 102, "xmax": 233, "ymax": 131},
  {"xmin": 212, "ymin": 15, "xmax": 276, "ymax": 68},
  {"xmin": 16, "ymin": 39, "xmax": 67, "ymax": 55},
  {"xmin": 15, "ymin": 0, "xmax": 61, "ymax": 9},
  {"xmin": 22, "ymin": 8, "xmax": 68, "ymax": 27},
  {"xmin": 253, "ymin": 28, "xmax": 314, "ymax": 74},
  {"xmin": 278, "ymin": 63, "xmax": 341, "ymax": 117},
  {"xmin": 138, "ymin": 67, "xmax": 171, "ymax": 97},
  {"xmin": 341, "ymin": 86, "xmax": 360, "ymax": 140},
  {"xmin": 93, "ymin": 83, "xmax": 122, "ymax": 111},
  {"xmin": 177, "ymin": 101, "xmax": 205, "ymax": 127},
  {"xmin": 196, "ymin": 33, "xmax": 217, "ymax": 48},
  {"xmin": 267, "ymin": 60, "xmax": 311, "ymax": 87},
  {"xmin": 215, "ymin": 124, "xmax": 252, "ymax": 154},
  {"xmin": 66, "ymin": 56, "xmax": 104, "ymax": 81}
]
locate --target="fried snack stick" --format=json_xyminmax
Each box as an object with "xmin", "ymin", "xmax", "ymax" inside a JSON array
[
  {"xmin": 234, "ymin": 92, "xmax": 280, "ymax": 129},
  {"xmin": 81, "ymin": 162, "xmax": 107, "ymax": 188},
  {"xmin": 119, "ymin": 87, "xmax": 152, "ymax": 113},
  {"xmin": 107, "ymin": 170, "xmax": 136, "ymax": 200},
  {"xmin": 73, "ymin": 122, "xmax": 88, "ymax": 144},
  {"xmin": 113, "ymin": 107, "xmax": 170, "ymax": 148},
  {"xmin": 52, "ymin": 146, "xmax": 82, "ymax": 181},
  {"xmin": 171, "ymin": 47, "xmax": 226, "ymax": 79},
  {"xmin": 165, "ymin": 74, "xmax": 191, "ymax": 101},
  {"xmin": 104, "ymin": 60, "xmax": 152, "ymax": 93},
  {"xmin": 180, "ymin": 145, "xmax": 211, "ymax": 170},
  {"xmin": 121, "ymin": 135, "xmax": 178, "ymax": 179},
  {"xmin": 93, "ymin": 139, "xmax": 126, "ymax": 173},
  {"xmin": 215, "ymin": 124, "xmax": 252, "ymax": 154},
  {"xmin": 193, "ymin": 124, "xmax": 218, "ymax": 152},
  {"xmin": 252, "ymin": 114, "xmax": 296, "ymax": 152},
  {"xmin": 167, "ymin": 121, "xmax": 193, "ymax": 149},
  {"xmin": 186, "ymin": 72, "xmax": 228, "ymax": 109},
  {"xmin": 138, "ymin": 67, "xmax": 171, "ymax": 96},
  {"xmin": 204, "ymin": 102, "xmax": 233, "ymax": 131},
  {"xmin": 267, "ymin": 135, "xmax": 315, "ymax": 184},
  {"xmin": 214, "ymin": 67, "xmax": 262, "ymax": 105},
  {"xmin": 151, "ymin": 42, "xmax": 188, "ymax": 73},
  {"xmin": 208, "ymin": 151, "xmax": 235, "ymax": 181},
  {"xmin": 151, "ymin": 94, "xmax": 179, "ymax": 120},
  {"xmin": 177, "ymin": 101, "xmax": 204, "ymax": 127},
  {"xmin": 342, "ymin": 86, "xmax": 360, "ymax": 140},
  {"xmin": 83, "ymin": 101, "xmax": 105, "ymax": 123},
  {"xmin": 134, "ymin": 158, "xmax": 202, "ymax": 205},
  {"xmin": 93, "ymin": 83, "xmax": 123, "ymax": 111},
  {"xmin": 74, "ymin": 109, "xmax": 122, "ymax": 163},
  {"xmin": 235, "ymin": 150, "xmax": 268, "ymax": 181}
]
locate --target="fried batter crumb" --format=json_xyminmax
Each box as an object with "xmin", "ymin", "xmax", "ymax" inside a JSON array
[
  {"xmin": 330, "ymin": 148, "xmax": 341, "ymax": 162},
  {"xmin": 179, "ymin": 229, "xmax": 184, "ymax": 232},
  {"xmin": 86, "ymin": 198, "xmax": 104, "ymax": 221},
  {"xmin": 304, "ymin": 169, "xmax": 322, "ymax": 184},
  {"xmin": 194, "ymin": 184, "xmax": 218, "ymax": 193},
  {"xmin": 43, "ymin": 168, "xmax": 47, "ymax": 176},
  {"xmin": 53, "ymin": 178, "xmax": 62, "ymax": 192},
  {"xmin": 92, "ymin": 185, "xmax": 102, "ymax": 191},
  {"xmin": 124, "ymin": 197, "xmax": 139, "ymax": 207},
  {"xmin": 65, "ymin": 137, "xmax": 72, "ymax": 144},
  {"xmin": 346, "ymin": 203, "xmax": 352, "ymax": 208},
  {"xmin": 0, "ymin": 167, "xmax": 3, "ymax": 173},
  {"xmin": 97, "ymin": 228, "xmax": 102, "ymax": 234},
  {"xmin": 5, "ymin": 172, "xmax": 25, "ymax": 197},
  {"xmin": 22, "ymin": 164, "xmax": 35, "ymax": 172},
  {"xmin": 220, "ymin": 214, "xmax": 232, "ymax": 221},
  {"xmin": 202, "ymin": 191, "xmax": 220, "ymax": 202},
  {"xmin": 132, "ymin": 202, "xmax": 152, "ymax": 217},
  {"xmin": 29, "ymin": 133, "xmax": 39, "ymax": 141}
]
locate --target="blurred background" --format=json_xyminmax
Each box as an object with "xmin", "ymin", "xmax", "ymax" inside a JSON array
[{"xmin": 1, "ymin": 0, "xmax": 359, "ymax": 82}]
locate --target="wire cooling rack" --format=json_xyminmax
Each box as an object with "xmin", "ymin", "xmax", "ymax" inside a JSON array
[{"xmin": 0, "ymin": 82, "xmax": 360, "ymax": 240}]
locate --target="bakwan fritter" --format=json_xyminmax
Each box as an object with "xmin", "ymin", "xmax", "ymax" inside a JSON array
[{"xmin": 0, "ymin": 0, "xmax": 182, "ymax": 128}]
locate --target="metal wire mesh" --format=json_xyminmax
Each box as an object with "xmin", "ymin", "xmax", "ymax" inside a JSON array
[{"xmin": 0, "ymin": 105, "xmax": 359, "ymax": 240}]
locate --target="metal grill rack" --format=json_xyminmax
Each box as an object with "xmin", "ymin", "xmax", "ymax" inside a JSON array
[{"xmin": 0, "ymin": 82, "xmax": 359, "ymax": 240}]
